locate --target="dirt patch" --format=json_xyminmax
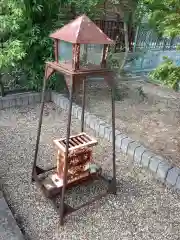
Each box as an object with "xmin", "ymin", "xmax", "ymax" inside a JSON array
[{"xmin": 75, "ymin": 80, "xmax": 180, "ymax": 168}]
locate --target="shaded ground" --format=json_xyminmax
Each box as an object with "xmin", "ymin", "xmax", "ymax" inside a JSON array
[
  {"xmin": 79, "ymin": 80, "xmax": 180, "ymax": 168},
  {"xmin": 0, "ymin": 103, "xmax": 180, "ymax": 240}
]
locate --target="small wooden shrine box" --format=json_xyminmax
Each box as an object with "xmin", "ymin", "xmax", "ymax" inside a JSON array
[{"xmin": 53, "ymin": 133, "xmax": 99, "ymax": 187}]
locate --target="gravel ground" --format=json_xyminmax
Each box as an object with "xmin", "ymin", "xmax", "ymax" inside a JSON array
[{"xmin": 0, "ymin": 103, "xmax": 180, "ymax": 240}]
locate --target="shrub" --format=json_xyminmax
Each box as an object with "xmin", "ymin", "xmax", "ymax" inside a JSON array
[{"xmin": 149, "ymin": 56, "xmax": 180, "ymax": 91}]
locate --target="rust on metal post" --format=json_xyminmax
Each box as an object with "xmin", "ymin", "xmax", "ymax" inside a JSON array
[
  {"xmin": 32, "ymin": 64, "xmax": 55, "ymax": 182},
  {"xmin": 101, "ymin": 44, "xmax": 109, "ymax": 68},
  {"xmin": 76, "ymin": 44, "xmax": 80, "ymax": 70},
  {"xmin": 72, "ymin": 44, "xmax": 76, "ymax": 70},
  {"xmin": 64, "ymin": 74, "xmax": 73, "ymax": 95},
  {"xmin": 104, "ymin": 73, "xmax": 117, "ymax": 194},
  {"xmin": 54, "ymin": 40, "xmax": 58, "ymax": 63},
  {"xmin": 32, "ymin": 76, "xmax": 47, "ymax": 181},
  {"xmin": 81, "ymin": 78, "xmax": 86, "ymax": 132},
  {"xmin": 103, "ymin": 72, "xmax": 117, "ymax": 194},
  {"xmin": 59, "ymin": 76, "xmax": 74, "ymax": 225},
  {"xmin": 72, "ymin": 44, "xmax": 80, "ymax": 70},
  {"xmin": 45, "ymin": 63, "xmax": 56, "ymax": 80},
  {"xmin": 110, "ymin": 84, "xmax": 117, "ymax": 194}
]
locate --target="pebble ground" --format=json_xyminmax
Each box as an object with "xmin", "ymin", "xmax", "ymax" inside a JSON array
[{"xmin": 0, "ymin": 103, "xmax": 180, "ymax": 240}]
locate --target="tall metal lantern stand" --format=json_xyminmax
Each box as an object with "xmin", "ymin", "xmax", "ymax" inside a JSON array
[{"xmin": 32, "ymin": 14, "xmax": 117, "ymax": 225}]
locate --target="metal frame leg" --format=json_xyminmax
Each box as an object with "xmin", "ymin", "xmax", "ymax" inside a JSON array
[
  {"xmin": 32, "ymin": 77, "xmax": 47, "ymax": 181},
  {"xmin": 81, "ymin": 78, "xmax": 86, "ymax": 132},
  {"xmin": 60, "ymin": 79, "xmax": 74, "ymax": 225},
  {"xmin": 108, "ymin": 86, "xmax": 117, "ymax": 194}
]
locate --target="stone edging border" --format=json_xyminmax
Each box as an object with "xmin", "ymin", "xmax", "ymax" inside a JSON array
[
  {"xmin": 0, "ymin": 91, "xmax": 51, "ymax": 110},
  {"xmin": 1, "ymin": 91, "xmax": 180, "ymax": 191}
]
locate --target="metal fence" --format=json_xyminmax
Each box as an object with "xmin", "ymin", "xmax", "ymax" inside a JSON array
[
  {"xmin": 134, "ymin": 24, "xmax": 180, "ymax": 51},
  {"xmin": 127, "ymin": 24, "xmax": 180, "ymax": 73},
  {"xmin": 95, "ymin": 20, "xmax": 180, "ymax": 52}
]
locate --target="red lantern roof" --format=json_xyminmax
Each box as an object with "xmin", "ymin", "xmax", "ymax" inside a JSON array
[{"xmin": 50, "ymin": 14, "xmax": 114, "ymax": 44}]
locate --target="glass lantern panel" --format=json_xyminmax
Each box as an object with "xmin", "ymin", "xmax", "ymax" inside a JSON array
[
  {"xmin": 58, "ymin": 40, "xmax": 72, "ymax": 65},
  {"xmin": 80, "ymin": 44, "xmax": 103, "ymax": 69}
]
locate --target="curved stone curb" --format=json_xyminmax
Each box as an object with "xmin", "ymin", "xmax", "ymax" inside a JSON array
[{"xmin": 51, "ymin": 91, "xmax": 180, "ymax": 191}]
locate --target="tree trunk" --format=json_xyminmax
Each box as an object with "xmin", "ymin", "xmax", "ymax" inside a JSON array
[
  {"xmin": 120, "ymin": 21, "xmax": 129, "ymax": 71},
  {"xmin": 133, "ymin": 25, "xmax": 139, "ymax": 52}
]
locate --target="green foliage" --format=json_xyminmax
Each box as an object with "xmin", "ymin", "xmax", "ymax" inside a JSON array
[
  {"xmin": 140, "ymin": 0, "xmax": 180, "ymax": 92},
  {"xmin": 142, "ymin": 0, "xmax": 180, "ymax": 37},
  {"xmin": 67, "ymin": 0, "xmax": 104, "ymax": 19},
  {"xmin": 149, "ymin": 57, "xmax": 180, "ymax": 91},
  {"xmin": 0, "ymin": 1, "xmax": 26, "ymax": 69},
  {"xmin": 0, "ymin": 0, "xmax": 103, "ymax": 91},
  {"xmin": 0, "ymin": 40, "xmax": 26, "ymax": 69},
  {"xmin": 109, "ymin": 0, "xmax": 140, "ymax": 21}
]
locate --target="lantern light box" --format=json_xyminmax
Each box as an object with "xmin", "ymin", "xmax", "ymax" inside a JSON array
[{"xmin": 50, "ymin": 14, "xmax": 114, "ymax": 71}]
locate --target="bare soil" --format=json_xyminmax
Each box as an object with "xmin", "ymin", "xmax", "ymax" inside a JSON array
[{"xmin": 75, "ymin": 79, "xmax": 180, "ymax": 168}]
